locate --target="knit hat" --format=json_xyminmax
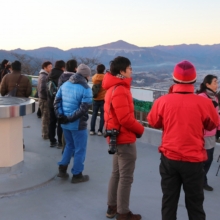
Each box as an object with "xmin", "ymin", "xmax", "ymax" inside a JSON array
[
  {"xmin": 77, "ymin": 64, "xmax": 91, "ymax": 77},
  {"xmin": 173, "ymin": 60, "xmax": 196, "ymax": 84}
]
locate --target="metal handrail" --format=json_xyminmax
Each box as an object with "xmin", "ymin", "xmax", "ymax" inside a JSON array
[{"xmin": 28, "ymin": 75, "xmax": 167, "ymax": 125}]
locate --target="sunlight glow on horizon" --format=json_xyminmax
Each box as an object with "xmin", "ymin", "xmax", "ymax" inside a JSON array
[{"xmin": 1, "ymin": 0, "xmax": 220, "ymax": 50}]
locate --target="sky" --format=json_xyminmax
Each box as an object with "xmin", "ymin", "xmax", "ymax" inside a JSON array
[{"xmin": 1, "ymin": 0, "xmax": 220, "ymax": 50}]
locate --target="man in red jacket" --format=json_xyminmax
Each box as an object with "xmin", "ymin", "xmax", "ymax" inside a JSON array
[
  {"xmin": 103, "ymin": 56, "xmax": 144, "ymax": 220},
  {"xmin": 147, "ymin": 61, "xmax": 219, "ymax": 220}
]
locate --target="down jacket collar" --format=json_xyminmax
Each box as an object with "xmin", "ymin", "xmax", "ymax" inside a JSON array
[
  {"xmin": 102, "ymin": 72, "xmax": 132, "ymax": 90},
  {"xmin": 172, "ymin": 84, "xmax": 194, "ymax": 93},
  {"xmin": 69, "ymin": 73, "xmax": 89, "ymax": 89}
]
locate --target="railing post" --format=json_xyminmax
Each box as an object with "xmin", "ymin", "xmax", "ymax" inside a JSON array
[{"xmin": 140, "ymin": 111, "xmax": 143, "ymax": 125}]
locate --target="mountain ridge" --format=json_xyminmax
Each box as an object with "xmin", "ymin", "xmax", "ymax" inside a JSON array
[{"xmin": 1, "ymin": 40, "xmax": 220, "ymax": 71}]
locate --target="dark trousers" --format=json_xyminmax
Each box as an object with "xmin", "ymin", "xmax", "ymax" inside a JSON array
[
  {"xmin": 204, "ymin": 147, "xmax": 214, "ymax": 185},
  {"xmin": 48, "ymin": 107, "xmax": 62, "ymax": 143},
  {"xmin": 37, "ymin": 107, "xmax": 41, "ymax": 117},
  {"xmin": 160, "ymin": 154, "xmax": 205, "ymax": 220},
  {"xmin": 90, "ymin": 100, "xmax": 104, "ymax": 132}
]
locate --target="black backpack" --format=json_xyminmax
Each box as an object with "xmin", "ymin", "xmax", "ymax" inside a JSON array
[{"xmin": 92, "ymin": 83, "xmax": 102, "ymax": 98}]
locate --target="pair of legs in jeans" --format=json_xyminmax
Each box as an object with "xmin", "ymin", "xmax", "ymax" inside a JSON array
[
  {"xmin": 90, "ymin": 100, "xmax": 104, "ymax": 133},
  {"xmin": 58, "ymin": 128, "xmax": 88, "ymax": 175},
  {"xmin": 107, "ymin": 143, "xmax": 136, "ymax": 214},
  {"xmin": 160, "ymin": 154, "xmax": 205, "ymax": 220}
]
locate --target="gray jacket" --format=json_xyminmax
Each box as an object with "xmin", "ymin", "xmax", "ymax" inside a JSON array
[{"xmin": 37, "ymin": 70, "xmax": 48, "ymax": 100}]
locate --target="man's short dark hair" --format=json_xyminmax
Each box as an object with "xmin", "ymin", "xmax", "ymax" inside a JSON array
[
  {"xmin": 66, "ymin": 59, "xmax": 77, "ymax": 72},
  {"xmin": 55, "ymin": 60, "xmax": 65, "ymax": 69},
  {"xmin": 97, "ymin": 64, "xmax": 105, "ymax": 73},
  {"xmin": 110, "ymin": 56, "xmax": 131, "ymax": 76},
  {"xmin": 12, "ymin": 60, "xmax": 21, "ymax": 71},
  {"xmin": 42, "ymin": 61, "xmax": 52, "ymax": 69}
]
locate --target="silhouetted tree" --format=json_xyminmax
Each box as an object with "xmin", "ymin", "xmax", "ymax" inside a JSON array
[
  {"xmin": 11, "ymin": 53, "xmax": 42, "ymax": 75},
  {"xmin": 71, "ymin": 55, "xmax": 100, "ymax": 75}
]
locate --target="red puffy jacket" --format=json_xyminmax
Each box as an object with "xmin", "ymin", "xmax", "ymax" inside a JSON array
[
  {"xmin": 102, "ymin": 73, "xmax": 144, "ymax": 145},
  {"xmin": 147, "ymin": 84, "xmax": 219, "ymax": 162}
]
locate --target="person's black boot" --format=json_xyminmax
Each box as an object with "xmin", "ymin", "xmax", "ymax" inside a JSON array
[
  {"xmin": 203, "ymin": 184, "xmax": 213, "ymax": 191},
  {"xmin": 71, "ymin": 172, "xmax": 89, "ymax": 183},
  {"xmin": 57, "ymin": 165, "xmax": 69, "ymax": 178}
]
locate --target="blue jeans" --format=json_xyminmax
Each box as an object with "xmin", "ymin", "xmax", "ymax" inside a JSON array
[
  {"xmin": 58, "ymin": 129, "xmax": 88, "ymax": 175},
  {"xmin": 90, "ymin": 100, "xmax": 104, "ymax": 132}
]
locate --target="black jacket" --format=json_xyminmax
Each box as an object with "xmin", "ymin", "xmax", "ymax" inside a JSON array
[
  {"xmin": 58, "ymin": 71, "xmax": 74, "ymax": 88},
  {"xmin": 47, "ymin": 68, "xmax": 63, "ymax": 108}
]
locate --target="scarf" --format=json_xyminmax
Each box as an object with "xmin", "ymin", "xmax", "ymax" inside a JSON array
[
  {"xmin": 116, "ymin": 74, "xmax": 126, "ymax": 79},
  {"xmin": 205, "ymin": 88, "xmax": 218, "ymax": 108}
]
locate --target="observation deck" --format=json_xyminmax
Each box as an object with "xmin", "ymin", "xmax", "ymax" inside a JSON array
[{"xmin": 0, "ymin": 108, "xmax": 219, "ymax": 220}]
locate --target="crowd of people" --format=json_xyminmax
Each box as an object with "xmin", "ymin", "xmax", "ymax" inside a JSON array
[{"xmin": 0, "ymin": 57, "xmax": 220, "ymax": 220}]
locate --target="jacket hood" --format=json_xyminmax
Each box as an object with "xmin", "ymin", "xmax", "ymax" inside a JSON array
[
  {"xmin": 39, "ymin": 69, "xmax": 48, "ymax": 74},
  {"xmin": 69, "ymin": 73, "xmax": 89, "ymax": 88},
  {"xmin": 102, "ymin": 73, "xmax": 132, "ymax": 90},
  {"xmin": 92, "ymin": 73, "xmax": 105, "ymax": 85},
  {"xmin": 48, "ymin": 68, "xmax": 63, "ymax": 82},
  {"xmin": 93, "ymin": 73, "xmax": 104, "ymax": 81}
]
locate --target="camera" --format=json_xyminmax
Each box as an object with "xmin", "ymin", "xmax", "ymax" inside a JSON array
[{"xmin": 104, "ymin": 129, "xmax": 120, "ymax": 154}]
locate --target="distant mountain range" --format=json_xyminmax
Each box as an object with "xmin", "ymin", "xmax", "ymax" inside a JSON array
[{"xmin": 1, "ymin": 40, "xmax": 220, "ymax": 71}]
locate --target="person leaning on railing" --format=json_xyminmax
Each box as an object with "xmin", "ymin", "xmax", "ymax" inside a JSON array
[
  {"xmin": 0, "ymin": 60, "xmax": 32, "ymax": 150},
  {"xmin": 0, "ymin": 60, "xmax": 31, "ymax": 97}
]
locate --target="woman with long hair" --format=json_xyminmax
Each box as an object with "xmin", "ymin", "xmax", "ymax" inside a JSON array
[{"xmin": 197, "ymin": 74, "xmax": 220, "ymax": 191}]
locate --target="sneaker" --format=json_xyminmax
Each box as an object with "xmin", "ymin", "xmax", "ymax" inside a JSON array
[
  {"xmin": 90, "ymin": 131, "xmax": 96, "ymax": 135},
  {"xmin": 106, "ymin": 205, "xmax": 117, "ymax": 218},
  {"xmin": 42, "ymin": 135, "xmax": 49, "ymax": 140},
  {"xmin": 97, "ymin": 131, "xmax": 103, "ymax": 136},
  {"xmin": 50, "ymin": 141, "xmax": 58, "ymax": 147},
  {"xmin": 203, "ymin": 184, "xmax": 213, "ymax": 191},
  {"xmin": 71, "ymin": 173, "xmax": 89, "ymax": 184},
  {"xmin": 57, "ymin": 142, "xmax": 63, "ymax": 149},
  {"xmin": 116, "ymin": 211, "xmax": 141, "ymax": 220}
]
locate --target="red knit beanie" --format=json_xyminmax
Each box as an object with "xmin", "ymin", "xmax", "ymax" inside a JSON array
[{"xmin": 173, "ymin": 60, "xmax": 196, "ymax": 84}]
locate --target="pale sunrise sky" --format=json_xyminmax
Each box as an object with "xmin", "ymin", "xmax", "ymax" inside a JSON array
[{"xmin": 1, "ymin": 0, "xmax": 220, "ymax": 50}]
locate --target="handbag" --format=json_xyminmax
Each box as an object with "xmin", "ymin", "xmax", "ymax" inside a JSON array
[{"xmin": 6, "ymin": 74, "xmax": 22, "ymax": 97}]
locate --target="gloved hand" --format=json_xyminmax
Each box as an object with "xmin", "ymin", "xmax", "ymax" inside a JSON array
[
  {"xmin": 136, "ymin": 133, "xmax": 142, "ymax": 138},
  {"xmin": 58, "ymin": 115, "xmax": 69, "ymax": 124}
]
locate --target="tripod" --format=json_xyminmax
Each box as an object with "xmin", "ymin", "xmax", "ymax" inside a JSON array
[{"xmin": 216, "ymin": 155, "xmax": 220, "ymax": 176}]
